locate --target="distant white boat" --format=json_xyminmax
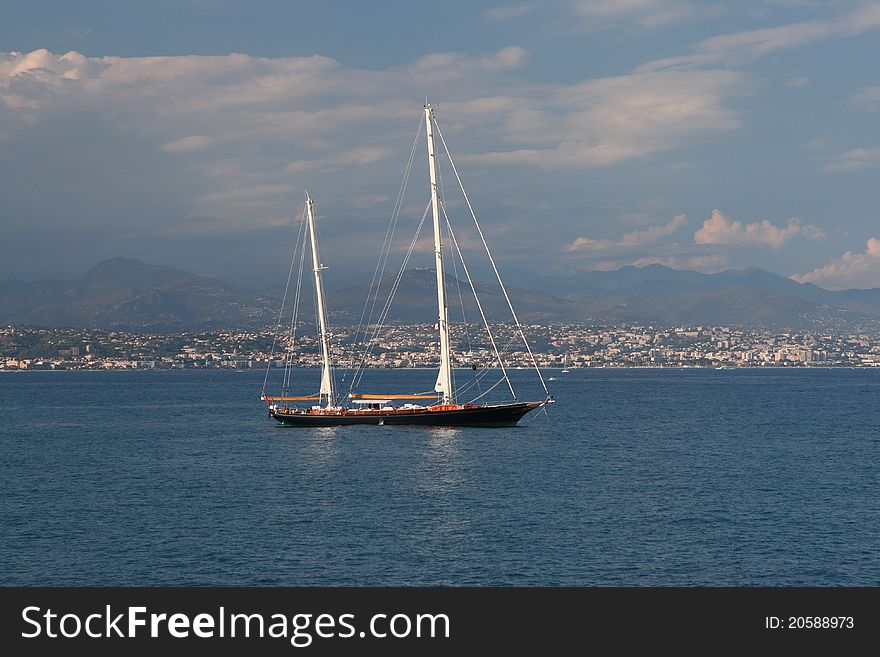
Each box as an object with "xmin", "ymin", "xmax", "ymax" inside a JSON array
[{"xmin": 561, "ymin": 354, "xmax": 570, "ymax": 373}]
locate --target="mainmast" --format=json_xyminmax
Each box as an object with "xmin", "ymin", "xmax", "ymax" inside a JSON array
[
  {"xmin": 425, "ymin": 103, "xmax": 453, "ymax": 404},
  {"xmin": 305, "ymin": 193, "xmax": 335, "ymax": 407}
]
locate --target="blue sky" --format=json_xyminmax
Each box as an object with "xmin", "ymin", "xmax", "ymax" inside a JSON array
[{"xmin": 2, "ymin": 1, "xmax": 879, "ymax": 290}]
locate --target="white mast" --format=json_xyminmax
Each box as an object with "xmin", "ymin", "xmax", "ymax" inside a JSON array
[
  {"xmin": 306, "ymin": 193, "xmax": 334, "ymax": 407},
  {"xmin": 425, "ymin": 103, "xmax": 453, "ymax": 404}
]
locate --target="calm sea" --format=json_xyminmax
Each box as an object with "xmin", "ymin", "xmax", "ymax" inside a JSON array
[{"xmin": 1, "ymin": 367, "xmax": 878, "ymax": 585}]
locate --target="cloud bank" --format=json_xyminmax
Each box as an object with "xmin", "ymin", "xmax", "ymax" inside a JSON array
[
  {"xmin": 822, "ymin": 147, "xmax": 880, "ymax": 173},
  {"xmin": 792, "ymin": 238, "xmax": 880, "ymax": 290},
  {"xmin": 568, "ymin": 0, "xmax": 714, "ymax": 30},
  {"xmin": 566, "ymin": 214, "xmax": 687, "ymax": 252},
  {"xmin": 638, "ymin": 2, "xmax": 880, "ymax": 71},
  {"xmin": 694, "ymin": 209, "xmax": 824, "ymax": 249},
  {"xmin": 0, "ymin": 45, "xmax": 751, "ymax": 283},
  {"xmin": 1, "ymin": 1, "xmax": 876, "ymax": 286}
]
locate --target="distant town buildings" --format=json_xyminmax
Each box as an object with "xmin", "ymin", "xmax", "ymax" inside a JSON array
[{"xmin": 2, "ymin": 323, "xmax": 880, "ymax": 371}]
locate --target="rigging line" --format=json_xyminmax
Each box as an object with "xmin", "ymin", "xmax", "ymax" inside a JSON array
[
  {"xmin": 433, "ymin": 117, "xmax": 550, "ymax": 398},
  {"xmin": 461, "ymin": 324, "xmax": 522, "ymax": 390},
  {"xmin": 353, "ymin": 201, "xmax": 429, "ymax": 385},
  {"xmin": 263, "ymin": 201, "xmax": 309, "ymax": 396},
  {"xmin": 452, "ymin": 335, "xmax": 512, "ymax": 392},
  {"xmin": 454, "ymin": 332, "xmax": 517, "ymax": 399},
  {"xmin": 454, "ymin": 347, "xmax": 490, "ymax": 390},
  {"xmin": 466, "ymin": 376, "xmax": 506, "ymax": 404},
  {"xmin": 453, "ymin": 329, "xmax": 520, "ymax": 399},
  {"xmin": 442, "ymin": 202, "xmax": 516, "ymax": 400},
  {"xmin": 350, "ymin": 203, "xmax": 427, "ymax": 393},
  {"xmin": 446, "ymin": 231, "xmax": 477, "ymax": 396},
  {"xmin": 349, "ymin": 200, "xmax": 432, "ymax": 394},
  {"xmin": 283, "ymin": 216, "xmax": 310, "ymax": 396},
  {"xmin": 443, "ymin": 218, "xmax": 481, "ymax": 397},
  {"xmin": 283, "ymin": 203, "xmax": 310, "ymax": 393},
  {"xmin": 342, "ymin": 117, "xmax": 424, "ymax": 384},
  {"xmin": 453, "ymin": 365, "xmax": 500, "ymax": 399},
  {"xmin": 436, "ymin": 145, "xmax": 478, "ymax": 400}
]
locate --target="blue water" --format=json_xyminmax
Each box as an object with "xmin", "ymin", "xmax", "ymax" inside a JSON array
[{"xmin": 1, "ymin": 368, "xmax": 879, "ymax": 585}]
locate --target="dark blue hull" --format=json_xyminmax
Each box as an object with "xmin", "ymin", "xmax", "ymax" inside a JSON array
[{"xmin": 269, "ymin": 401, "xmax": 544, "ymax": 427}]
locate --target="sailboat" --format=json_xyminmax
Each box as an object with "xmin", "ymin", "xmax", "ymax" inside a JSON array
[
  {"xmin": 561, "ymin": 355, "xmax": 570, "ymax": 374},
  {"xmin": 261, "ymin": 103, "xmax": 552, "ymax": 427}
]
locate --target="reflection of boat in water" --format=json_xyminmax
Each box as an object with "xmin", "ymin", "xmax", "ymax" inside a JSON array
[{"xmin": 261, "ymin": 103, "xmax": 551, "ymax": 427}]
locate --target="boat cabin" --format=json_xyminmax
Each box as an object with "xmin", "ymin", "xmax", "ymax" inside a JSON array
[{"xmin": 351, "ymin": 399, "xmax": 396, "ymax": 411}]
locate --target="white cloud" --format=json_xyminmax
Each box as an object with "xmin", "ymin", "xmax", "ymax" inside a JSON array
[
  {"xmin": 621, "ymin": 214, "xmax": 688, "ymax": 245},
  {"xmin": 485, "ymin": 3, "xmax": 537, "ymax": 21},
  {"xmin": 465, "ymin": 70, "xmax": 744, "ymax": 169},
  {"xmin": 566, "ymin": 236, "xmax": 602, "ymax": 252},
  {"xmin": 0, "ymin": 47, "xmax": 747, "ymax": 186},
  {"xmin": 566, "ymin": 214, "xmax": 688, "ymax": 251},
  {"xmin": 0, "ymin": 46, "xmax": 545, "ymax": 236},
  {"xmin": 162, "ymin": 135, "xmax": 213, "ymax": 153},
  {"xmin": 630, "ymin": 254, "xmax": 729, "ymax": 272},
  {"xmin": 638, "ymin": 2, "xmax": 880, "ymax": 71},
  {"xmin": 693, "ymin": 209, "xmax": 825, "ymax": 249},
  {"xmin": 567, "ymin": 0, "xmax": 714, "ymax": 29},
  {"xmin": 792, "ymin": 238, "xmax": 880, "ymax": 289},
  {"xmin": 0, "ymin": 48, "xmax": 107, "ymax": 81},
  {"xmin": 822, "ymin": 147, "xmax": 880, "ymax": 172},
  {"xmin": 283, "ymin": 146, "xmax": 393, "ymax": 174},
  {"xmin": 850, "ymin": 85, "xmax": 880, "ymax": 110},
  {"xmin": 0, "ymin": 43, "xmax": 826, "ymax": 279},
  {"xmin": 409, "ymin": 46, "xmax": 528, "ymax": 75}
]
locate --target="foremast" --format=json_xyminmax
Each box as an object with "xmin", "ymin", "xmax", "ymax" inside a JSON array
[
  {"xmin": 306, "ymin": 193, "xmax": 335, "ymax": 408},
  {"xmin": 425, "ymin": 103, "xmax": 453, "ymax": 404}
]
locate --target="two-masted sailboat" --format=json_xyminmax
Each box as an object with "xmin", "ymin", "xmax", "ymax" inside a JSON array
[{"xmin": 261, "ymin": 103, "xmax": 552, "ymax": 427}]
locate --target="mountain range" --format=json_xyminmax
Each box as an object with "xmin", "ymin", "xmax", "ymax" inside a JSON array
[
  {"xmin": 0, "ymin": 258, "xmax": 277, "ymax": 331},
  {"xmin": 2, "ymin": 257, "xmax": 880, "ymax": 332},
  {"xmin": 512, "ymin": 264, "xmax": 880, "ymax": 329}
]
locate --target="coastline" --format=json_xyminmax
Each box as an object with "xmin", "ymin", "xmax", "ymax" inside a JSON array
[{"xmin": 1, "ymin": 364, "xmax": 870, "ymax": 373}]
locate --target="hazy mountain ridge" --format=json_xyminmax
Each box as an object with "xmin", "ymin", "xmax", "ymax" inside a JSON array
[
  {"xmin": 329, "ymin": 267, "xmax": 576, "ymax": 324},
  {"xmin": 2, "ymin": 257, "xmax": 880, "ymax": 331},
  {"xmin": 0, "ymin": 257, "xmax": 277, "ymax": 331}
]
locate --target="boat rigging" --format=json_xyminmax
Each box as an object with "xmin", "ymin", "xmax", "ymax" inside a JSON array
[{"xmin": 261, "ymin": 103, "xmax": 552, "ymax": 426}]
